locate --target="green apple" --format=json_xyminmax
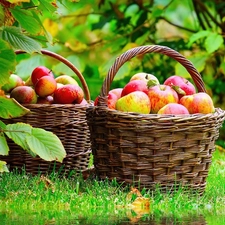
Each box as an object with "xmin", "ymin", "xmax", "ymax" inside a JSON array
[
  {"xmin": 130, "ymin": 72, "xmax": 160, "ymax": 87},
  {"xmin": 116, "ymin": 91, "xmax": 151, "ymax": 114},
  {"xmin": 55, "ymin": 75, "xmax": 79, "ymax": 86},
  {"xmin": 2, "ymin": 74, "xmax": 24, "ymax": 93}
]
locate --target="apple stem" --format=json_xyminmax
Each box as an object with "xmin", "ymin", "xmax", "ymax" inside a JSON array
[{"xmin": 172, "ymin": 85, "xmax": 186, "ymax": 96}]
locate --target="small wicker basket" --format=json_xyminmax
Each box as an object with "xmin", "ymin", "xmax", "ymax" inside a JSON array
[
  {"xmin": 0, "ymin": 49, "xmax": 92, "ymax": 175},
  {"xmin": 86, "ymin": 45, "xmax": 225, "ymax": 194}
]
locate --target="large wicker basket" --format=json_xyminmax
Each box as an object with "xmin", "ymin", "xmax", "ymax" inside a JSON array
[
  {"xmin": 0, "ymin": 49, "xmax": 92, "ymax": 175},
  {"xmin": 86, "ymin": 45, "xmax": 225, "ymax": 194}
]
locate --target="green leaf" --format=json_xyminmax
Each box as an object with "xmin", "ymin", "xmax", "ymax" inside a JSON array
[
  {"xmin": 38, "ymin": 0, "xmax": 57, "ymax": 12},
  {"xmin": 2, "ymin": 26, "xmax": 42, "ymax": 53},
  {"xmin": 0, "ymin": 5, "xmax": 4, "ymax": 27},
  {"xmin": 0, "ymin": 96, "xmax": 30, "ymax": 119},
  {"xmin": 205, "ymin": 33, "xmax": 224, "ymax": 54},
  {"xmin": 0, "ymin": 39, "xmax": 16, "ymax": 87},
  {"xmin": 0, "ymin": 133, "xmax": 9, "ymax": 156},
  {"xmin": 10, "ymin": 7, "xmax": 42, "ymax": 35},
  {"xmin": 0, "ymin": 161, "xmax": 9, "ymax": 173},
  {"xmin": 188, "ymin": 30, "xmax": 209, "ymax": 47},
  {"xmin": 26, "ymin": 128, "xmax": 66, "ymax": 162},
  {"xmin": 5, "ymin": 123, "xmax": 32, "ymax": 151}
]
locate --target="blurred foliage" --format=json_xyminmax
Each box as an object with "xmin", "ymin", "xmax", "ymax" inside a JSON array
[{"xmin": 0, "ymin": 0, "xmax": 225, "ymax": 138}]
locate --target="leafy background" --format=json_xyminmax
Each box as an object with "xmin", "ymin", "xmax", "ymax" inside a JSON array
[{"xmin": 0, "ymin": 0, "xmax": 225, "ymax": 139}]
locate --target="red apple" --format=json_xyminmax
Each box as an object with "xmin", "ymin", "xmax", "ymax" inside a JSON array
[
  {"xmin": 10, "ymin": 86, "xmax": 37, "ymax": 104},
  {"xmin": 147, "ymin": 84, "xmax": 179, "ymax": 113},
  {"xmin": 158, "ymin": 103, "xmax": 189, "ymax": 115},
  {"xmin": 2, "ymin": 74, "xmax": 24, "ymax": 93},
  {"xmin": 37, "ymin": 95, "xmax": 54, "ymax": 104},
  {"xmin": 55, "ymin": 75, "xmax": 79, "ymax": 86},
  {"xmin": 179, "ymin": 92, "xmax": 215, "ymax": 114},
  {"xmin": 31, "ymin": 66, "xmax": 54, "ymax": 85},
  {"xmin": 116, "ymin": 91, "xmax": 151, "ymax": 114},
  {"xmin": 94, "ymin": 92, "xmax": 118, "ymax": 109},
  {"xmin": 53, "ymin": 84, "xmax": 84, "ymax": 104},
  {"xmin": 34, "ymin": 76, "xmax": 57, "ymax": 97},
  {"xmin": 109, "ymin": 88, "xmax": 123, "ymax": 99},
  {"xmin": 121, "ymin": 80, "xmax": 148, "ymax": 97},
  {"xmin": 164, "ymin": 75, "xmax": 196, "ymax": 99},
  {"xmin": 130, "ymin": 72, "xmax": 160, "ymax": 86}
]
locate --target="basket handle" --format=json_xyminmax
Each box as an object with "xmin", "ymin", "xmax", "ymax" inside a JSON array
[
  {"xmin": 98, "ymin": 45, "xmax": 206, "ymax": 107},
  {"xmin": 15, "ymin": 49, "xmax": 91, "ymax": 101}
]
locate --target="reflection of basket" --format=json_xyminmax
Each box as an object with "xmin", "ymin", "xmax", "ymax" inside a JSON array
[
  {"xmin": 86, "ymin": 45, "xmax": 225, "ymax": 194},
  {"xmin": 0, "ymin": 49, "xmax": 92, "ymax": 175}
]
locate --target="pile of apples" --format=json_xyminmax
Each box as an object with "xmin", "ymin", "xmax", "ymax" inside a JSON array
[
  {"xmin": 2, "ymin": 66, "xmax": 88, "ymax": 105},
  {"xmin": 95, "ymin": 72, "xmax": 215, "ymax": 115}
]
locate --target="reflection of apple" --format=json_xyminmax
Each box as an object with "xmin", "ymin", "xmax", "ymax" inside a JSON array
[
  {"xmin": 55, "ymin": 75, "xmax": 78, "ymax": 86},
  {"xmin": 158, "ymin": 103, "xmax": 189, "ymax": 115},
  {"xmin": 53, "ymin": 84, "xmax": 84, "ymax": 104},
  {"xmin": 147, "ymin": 85, "xmax": 179, "ymax": 113},
  {"xmin": 121, "ymin": 80, "xmax": 148, "ymax": 97},
  {"xmin": 2, "ymin": 74, "xmax": 24, "ymax": 93},
  {"xmin": 116, "ymin": 91, "xmax": 151, "ymax": 114},
  {"xmin": 109, "ymin": 88, "xmax": 123, "ymax": 99},
  {"xmin": 37, "ymin": 95, "xmax": 54, "ymax": 104},
  {"xmin": 179, "ymin": 92, "xmax": 215, "ymax": 114},
  {"xmin": 31, "ymin": 66, "xmax": 54, "ymax": 85},
  {"xmin": 130, "ymin": 72, "xmax": 160, "ymax": 86},
  {"xmin": 164, "ymin": 75, "xmax": 196, "ymax": 98},
  {"xmin": 34, "ymin": 76, "xmax": 57, "ymax": 97},
  {"xmin": 10, "ymin": 86, "xmax": 37, "ymax": 104},
  {"xmin": 94, "ymin": 92, "xmax": 118, "ymax": 109}
]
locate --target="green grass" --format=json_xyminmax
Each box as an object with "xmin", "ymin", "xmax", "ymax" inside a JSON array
[{"xmin": 1, "ymin": 148, "xmax": 225, "ymax": 224}]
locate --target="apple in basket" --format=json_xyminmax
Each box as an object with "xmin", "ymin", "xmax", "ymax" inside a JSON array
[
  {"xmin": 53, "ymin": 84, "xmax": 84, "ymax": 104},
  {"xmin": 164, "ymin": 75, "xmax": 196, "ymax": 99},
  {"xmin": 121, "ymin": 80, "xmax": 149, "ymax": 97},
  {"xmin": 2, "ymin": 74, "xmax": 24, "ymax": 93},
  {"xmin": 109, "ymin": 88, "xmax": 123, "ymax": 99},
  {"xmin": 31, "ymin": 66, "xmax": 54, "ymax": 85},
  {"xmin": 116, "ymin": 91, "xmax": 151, "ymax": 114},
  {"xmin": 147, "ymin": 84, "xmax": 179, "ymax": 113},
  {"xmin": 34, "ymin": 76, "xmax": 57, "ymax": 97},
  {"xmin": 10, "ymin": 86, "xmax": 38, "ymax": 104},
  {"xmin": 37, "ymin": 95, "xmax": 54, "ymax": 104},
  {"xmin": 179, "ymin": 92, "xmax": 215, "ymax": 114},
  {"xmin": 55, "ymin": 75, "xmax": 79, "ymax": 86},
  {"xmin": 158, "ymin": 103, "xmax": 189, "ymax": 115},
  {"xmin": 94, "ymin": 92, "xmax": 118, "ymax": 109},
  {"xmin": 130, "ymin": 72, "xmax": 160, "ymax": 86}
]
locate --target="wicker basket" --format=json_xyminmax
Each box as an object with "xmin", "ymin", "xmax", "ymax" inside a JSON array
[
  {"xmin": 0, "ymin": 49, "xmax": 92, "ymax": 175},
  {"xmin": 86, "ymin": 45, "xmax": 225, "ymax": 194}
]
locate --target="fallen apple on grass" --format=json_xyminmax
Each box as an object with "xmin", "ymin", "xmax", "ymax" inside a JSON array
[
  {"xmin": 179, "ymin": 92, "xmax": 215, "ymax": 114},
  {"xmin": 116, "ymin": 91, "xmax": 151, "ymax": 114}
]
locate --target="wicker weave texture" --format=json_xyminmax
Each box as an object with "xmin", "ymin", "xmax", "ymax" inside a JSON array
[
  {"xmin": 0, "ymin": 50, "xmax": 91, "ymax": 175},
  {"xmin": 86, "ymin": 45, "xmax": 225, "ymax": 193}
]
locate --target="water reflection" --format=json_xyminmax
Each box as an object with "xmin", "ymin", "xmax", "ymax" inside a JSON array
[{"xmin": 0, "ymin": 210, "xmax": 213, "ymax": 225}]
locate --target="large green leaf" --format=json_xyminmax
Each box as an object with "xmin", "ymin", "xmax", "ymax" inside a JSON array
[
  {"xmin": 5, "ymin": 123, "xmax": 32, "ymax": 152},
  {"xmin": 26, "ymin": 128, "xmax": 66, "ymax": 162},
  {"xmin": 188, "ymin": 30, "xmax": 209, "ymax": 47},
  {"xmin": 0, "ymin": 133, "xmax": 9, "ymax": 156},
  {"xmin": 205, "ymin": 33, "xmax": 224, "ymax": 54},
  {"xmin": 10, "ymin": 7, "xmax": 42, "ymax": 35},
  {"xmin": 0, "ymin": 96, "xmax": 30, "ymax": 119},
  {"xmin": 0, "ymin": 39, "xmax": 16, "ymax": 87},
  {"xmin": 0, "ymin": 161, "xmax": 9, "ymax": 173},
  {"xmin": 2, "ymin": 26, "xmax": 42, "ymax": 53}
]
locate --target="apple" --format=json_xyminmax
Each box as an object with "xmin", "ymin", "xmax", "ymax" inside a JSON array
[
  {"xmin": 130, "ymin": 72, "xmax": 160, "ymax": 86},
  {"xmin": 116, "ymin": 91, "xmax": 151, "ymax": 114},
  {"xmin": 10, "ymin": 86, "xmax": 37, "ymax": 104},
  {"xmin": 164, "ymin": 75, "xmax": 196, "ymax": 99},
  {"xmin": 147, "ymin": 84, "xmax": 179, "ymax": 113},
  {"xmin": 179, "ymin": 92, "xmax": 215, "ymax": 114},
  {"xmin": 34, "ymin": 76, "xmax": 57, "ymax": 97},
  {"xmin": 37, "ymin": 95, "xmax": 54, "ymax": 104},
  {"xmin": 78, "ymin": 98, "xmax": 89, "ymax": 106},
  {"xmin": 55, "ymin": 75, "xmax": 79, "ymax": 86},
  {"xmin": 109, "ymin": 88, "xmax": 123, "ymax": 99},
  {"xmin": 121, "ymin": 80, "xmax": 148, "ymax": 97},
  {"xmin": 31, "ymin": 66, "xmax": 54, "ymax": 85},
  {"xmin": 2, "ymin": 74, "xmax": 24, "ymax": 93},
  {"xmin": 53, "ymin": 84, "xmax": 84, "ymax": 104},
  {"xmin": 158, "ymin": 103, "xmax": 189, "ymax": 115},
  {"xmin": 94, "ymin": 92, "xmax": 118, "ymax": 109}
]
